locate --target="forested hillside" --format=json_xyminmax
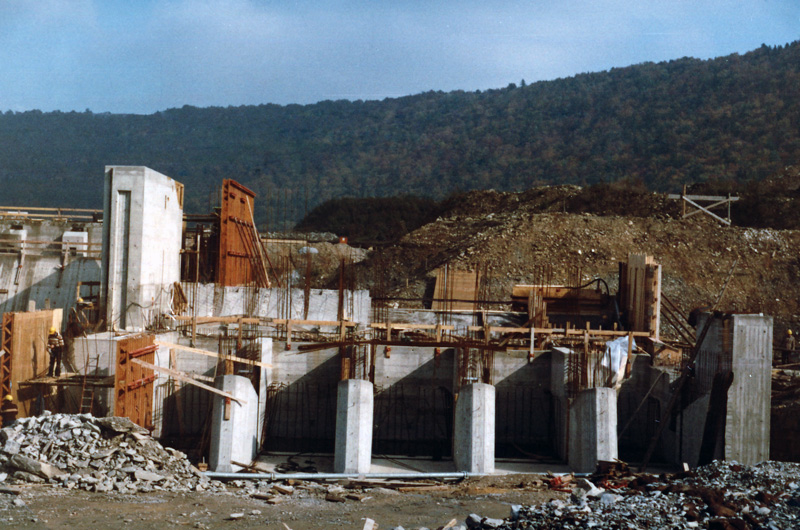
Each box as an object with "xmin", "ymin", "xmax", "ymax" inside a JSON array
[{"xmin": 0, "ymin": 42, "xmax": 798, "ymax": 228}]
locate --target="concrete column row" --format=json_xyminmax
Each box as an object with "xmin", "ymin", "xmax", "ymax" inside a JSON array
[{"xmin": 335, "ymin": 380, "xmax": 496, "ymax": 474}]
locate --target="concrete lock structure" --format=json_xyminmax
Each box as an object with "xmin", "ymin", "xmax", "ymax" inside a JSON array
[{"xmin": 0, "ymin": 166, "xmax": 780, "ymax": 477}]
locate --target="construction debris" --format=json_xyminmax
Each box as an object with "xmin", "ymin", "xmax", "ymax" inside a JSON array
[
  {"xmin": 0, "ymin": 412, "xmax": 224, "ymax": 493},
  {"xmin": 459, "ymin": 461, "xmax": 800, "ymax": 529}
]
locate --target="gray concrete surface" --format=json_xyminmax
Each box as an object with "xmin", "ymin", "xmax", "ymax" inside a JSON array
[
  {"xmin": 454, "ymin": 383, "xmax": 495, "ymax": 473},
  {"xmin": 209, "ymin": 374, "xmax": 259, "ymax": 472},
  {"xmin": 334, "ymin": 378, "xmax": 374, "ymax": 473}
]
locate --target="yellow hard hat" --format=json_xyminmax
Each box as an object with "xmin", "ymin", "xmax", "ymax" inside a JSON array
[
  {"xmin": 789, "ymin": 329, "xmax": 793, "ymax": 335},
  {"xmin": 3, "ymin": 395, "xmax": 12, "ymax": 402},
  {"xmin": 49, "ymin": 327, "xmax": 57, "ymax": 334},
  {"xmin": 77, "ymin": 297, "xmax": 84, "ymax": 303}
]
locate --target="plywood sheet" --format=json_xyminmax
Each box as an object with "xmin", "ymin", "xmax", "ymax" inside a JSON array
[
  {"xmin": 3, "ymin": 309, "xmax": 62, "ymax": 416},
  {"xmin": 432, "ymin": 268, "xmax": 478, "ymax": 311}
]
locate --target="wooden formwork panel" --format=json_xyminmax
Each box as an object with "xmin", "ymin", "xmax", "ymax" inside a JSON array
[
  {"xmin": 624, "ymin": 254, "xmax": 661, "ymax": 339},
  {"xmin": 217, "ymin": 179, "xmax": 259, "ymax": 286},
  {"xmin": 432, "ymin": 268, "xmax": 478, "ymax": 311},
  {"xmin": 0, "ymin": 309, "xmax": 62, "ymax": 417},
  {"xmin": 114, "ymin": 334, "xmax": 156, "ymax": 430}
]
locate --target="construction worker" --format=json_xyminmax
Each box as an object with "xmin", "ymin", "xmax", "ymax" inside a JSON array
[
  {"xmin": 47, "ymin": 326, "xmax": 64, "ymax": 377},
  {"xmin": 784, "ymin": 329, "xmax": 797, "ymax": 365},
  {"xmin": 1, "ymin": 395, "xmax": 18, "ymax": 427}
]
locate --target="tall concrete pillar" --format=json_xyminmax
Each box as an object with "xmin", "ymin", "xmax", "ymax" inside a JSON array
[
  {"xmin": 100, "ymin": 166, "xmax": 183, "ymax": 331},
  {"xmin": 568, "ymin": 387, "xmax": 618, "ymax": 473},
  {"xmin": 209, "ymin": 375, "xmax": 259, "ymax": 473},
  {"xmin": 454, "ymin": 383, "xmax": 495, "ymax": 474},
  {"xmin": 334, "ymin": 379, "xmax": 374, "ymax": 473}
]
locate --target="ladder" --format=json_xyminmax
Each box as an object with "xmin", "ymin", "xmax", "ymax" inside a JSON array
[{"xmin": 79, "ymin": 353, "xmax": 101, "ymax": 414}]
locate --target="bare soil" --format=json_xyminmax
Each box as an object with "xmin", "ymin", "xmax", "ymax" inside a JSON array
[
  {"xmin": 0, "ymin": 475, "xmax": 566, "ymax": 530},
  {"xmin": 356, "ymin": 186, "xmax": 800, "ymax": 337}
]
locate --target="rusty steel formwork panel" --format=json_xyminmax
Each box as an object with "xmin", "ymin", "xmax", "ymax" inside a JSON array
[
  {"xmin": 114, "ymin": 334, "xmax": 156, "ymax": 430},
  {"xmin": 217, "ymin": 179, "xmax": 270, "ymax": 287},
  {"xmin": 1, "ymin": 313, "xmax": 12, "ymax": 399}
]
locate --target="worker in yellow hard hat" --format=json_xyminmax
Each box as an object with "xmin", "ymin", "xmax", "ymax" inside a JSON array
[
  {"xmin": 1, "ymin": 394, "xmax": 18, "ymax": 427},
  {"xmin": 47, "ymin": 326, "xmax": 64, "ymax": 377},
  {"xmin": 783, "ymin": 329, "xmax": 797, "ymax": 365}
]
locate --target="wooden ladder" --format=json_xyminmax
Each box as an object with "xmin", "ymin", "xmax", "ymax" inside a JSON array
[{"xmin": 79, "ymin": 353, "xmax": 101, "ymax": 414}]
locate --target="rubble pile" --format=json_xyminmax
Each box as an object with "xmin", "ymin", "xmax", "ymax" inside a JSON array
[
  {"xmin": 463, "ymin": 461, "xmax": 800, "ymax": 530},
  {"xmin": 0, "ymin": 412, "xmax": 221, "ymax": 494}
]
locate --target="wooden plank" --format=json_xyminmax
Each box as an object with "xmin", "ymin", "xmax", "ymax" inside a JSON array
[
  {"xmin": 172, "ymin": 315, "xmax": 261, "ymax": 324},
  {"xmin": 7, "ymin": 309, "xmax": 62, "ymax": 417},
  {"xmin": 131, "ymin": 358, "xmax": 245, "ymax": 404},
  {"xmin": 155, "ymin": 341, "xmax": 272, "ymax": 369},
  {"xmin": 512, "ymin": 285, "xmax": 605, "ymax": 300},
  {"xmin": 667, "ymin": 194, "xmax": 739, "ymax": 201},
  {"xmin": 370, "ymin": 323, "xmax": 455, "ymax": 331},
  {"xmin": 273, "ymin": 319, "xmax": 357, "ymax": 327}
]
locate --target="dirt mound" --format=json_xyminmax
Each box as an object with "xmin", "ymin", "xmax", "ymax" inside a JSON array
[{"xmin": 358, "ymin": 187, "xmax": 800, "ymax": 337}]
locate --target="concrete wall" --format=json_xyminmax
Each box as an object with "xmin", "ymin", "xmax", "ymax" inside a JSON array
[
  {"xmin": 0, "ymin": 219, "xmax": 102, "ymax": 322},
  {"xmin": 616, "ymin": 354, "xmax": 675, "ymax": 462},
  {"xmin": 181, "ymin": 283, "xmax": 371, "ymax": 325},
  {"xmin": 550, "ymin": 347, "xmax": 570, "ymax": 461},
  {"xmin": 71, "ymin": 331, "xmax": 176, "ymax": 437},
  {"xmin": 725, "ymin": 314, "xmax": 772, "ymax": 465},
  {"xmin": 262, "ymin": 343, "xmax": 340, "ymax": 452},
  {"xmin": 568, "ymin": 387, "xmax": 617, "ymax": 473},
  {"xmin": 101, "ymin": 166, "xmax": 183, "ymax": 331}
]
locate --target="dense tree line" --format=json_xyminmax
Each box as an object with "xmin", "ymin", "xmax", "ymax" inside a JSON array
[
  {"xmin": 295, "ymin": 196, "xmax": 440, "ymax": 245},
  {"xmin": 0, "ymin": 42, "xmax": 798, "ymax": 227}
]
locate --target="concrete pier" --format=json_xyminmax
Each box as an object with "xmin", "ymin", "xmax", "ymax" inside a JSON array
[
  {"xmin": 334, "ymin": 379, "xmax": 374, "ymax": 473},
  {"xmin": 568, "ymin": 387, "xmax": 618, "ymax": 473},
  {"xmin": 209, "ymin": 375, "xmax": 259, "ymax": 473},
  {"xmin": 454, "ymin": 383, "xmax": 495, "ymax": 473}
]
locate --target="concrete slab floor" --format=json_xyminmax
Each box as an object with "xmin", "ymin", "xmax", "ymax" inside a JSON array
[{"xmin": 253, "ymin": 453, "xmax": 679, "ymax": 476}]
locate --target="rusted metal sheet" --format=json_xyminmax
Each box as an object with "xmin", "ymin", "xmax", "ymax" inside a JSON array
[
  {"xmin": 217, "ymin": 179, "xmax": 270, "ymax": 287},
  {"xmin": 114, "ymin": 334, "xmax": 155, "ymax": 430}
]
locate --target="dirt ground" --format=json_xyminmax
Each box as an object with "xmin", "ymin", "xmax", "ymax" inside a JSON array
[{"xmin": 0, "ymin": 475, "xmax": 567, "ymax": 530}]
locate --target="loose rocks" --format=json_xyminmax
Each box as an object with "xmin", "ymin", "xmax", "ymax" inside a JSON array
[
  {"xmin": 465, "ymin": 461, "xmax": 800, "ymax": 530},
  {"xmin": 0, "ymin": 412, "xmax": 224, "ymax": 494}
]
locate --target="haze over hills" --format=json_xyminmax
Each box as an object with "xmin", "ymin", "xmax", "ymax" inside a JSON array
[{"xmin": 0, "ymin": 41, "xmax": 798, "ymax": 227}]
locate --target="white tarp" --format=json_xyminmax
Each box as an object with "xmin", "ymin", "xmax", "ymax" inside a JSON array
[{"xmin": 602, "ymin": 335, "xmax": 635, "ymax": 389}]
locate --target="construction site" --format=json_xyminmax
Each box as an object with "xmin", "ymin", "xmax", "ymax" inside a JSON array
[{"xmin": 0, "ymin": 166, "xmax": 797, "ymax": 530}]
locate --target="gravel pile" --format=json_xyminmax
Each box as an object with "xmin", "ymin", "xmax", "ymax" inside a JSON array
[
  {"xmin": 464, "ymin": 461, "xmax": 800, "ymax": 530},
  {"xmin": 0, "ymin": 412, "xmax": 224, "ymax": 494}
]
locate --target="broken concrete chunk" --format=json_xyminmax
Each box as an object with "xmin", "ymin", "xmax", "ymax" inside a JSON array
[
  {"xmin": 134, "ymin": 470, "xmax": 165, "ymax": 482},
  {"xmin": 12, "ymin": 470, "xmax": 44, "ymax": 483},
  {"xmin": 9, "ymin": 454, "xmax": 65, "ymax": 480},
  {"xmin": 325, "ymin": 493, "xmax": 347, "ymax": 503},
  {"xmin": 94, "ymin": 417, "xmax": 148, "ymax": 435}
]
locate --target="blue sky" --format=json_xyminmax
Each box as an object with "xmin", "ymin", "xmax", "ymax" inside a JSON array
[{"xmin": 0, "ymin": 0, "xmax": 798, "ymax": 115}]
